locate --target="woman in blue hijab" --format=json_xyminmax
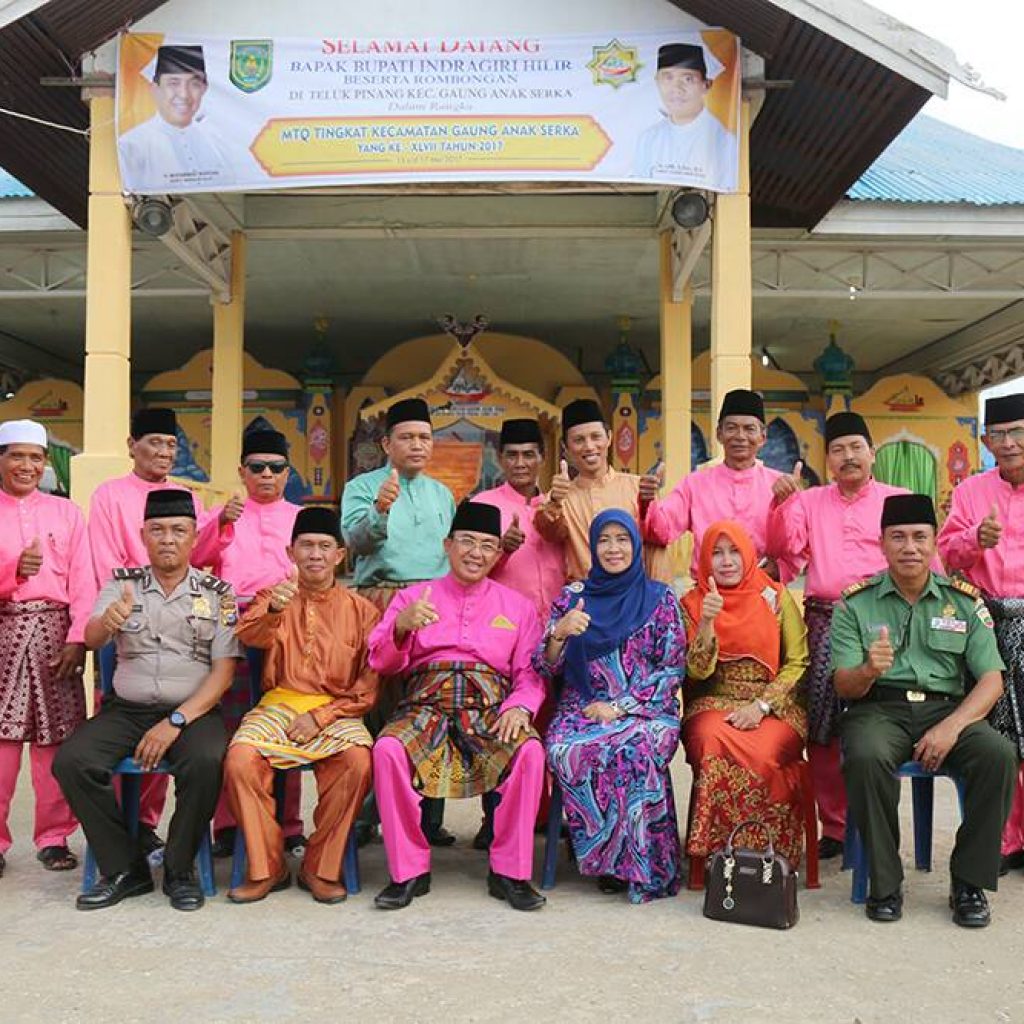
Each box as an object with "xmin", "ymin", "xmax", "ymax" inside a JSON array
[{"xmin": 534, "ymin": 508, "xmax": 685, "ymax": 902}]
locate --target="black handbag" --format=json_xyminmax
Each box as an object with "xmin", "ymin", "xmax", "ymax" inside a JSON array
[{"xmin": 702, "ymin": 819, "xmax": 799, "ymax": 930}]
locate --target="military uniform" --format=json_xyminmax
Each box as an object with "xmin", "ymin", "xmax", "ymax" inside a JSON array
[
  {"xmin": 54, "ymin": 567, "xmax": 242, "ymax": 878},
  {"xmin": 831, "ymin": 571, "xmax": 1018, "ymax": 899}
]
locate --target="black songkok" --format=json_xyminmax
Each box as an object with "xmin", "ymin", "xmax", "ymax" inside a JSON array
[
  {"xmin": 449, "ymin": 500, "xmax": 502, "ymax": 539},
  {"xmin": 386, "ymin": 398, "xmax": 431, "ymax": 430},
  {"xmin": 984, "ymin": 394, "xmax": 1024, "ymax": 427},
  {"xmin": 155, "ymin": 45, "xmax": 206, "ymax": 79},
  {"xmin": 825, "ymin": 411, "xmax": 872, "ymax": 447},
  {"xmin": 880, "ymin": 493, "xmax": 937, "ymax": 530},
  {"xmin": 242, "ymin": 429, "xmax": 289, "ymax": 459},
  {"xmin": 499, "ymin": 418, "xmax": 543, "ymax": 448},
  {"xmin": 561, "ymin": 399, "xmax": 605, "ymax": 437},
  {"xmin": 718, "ymin": 389, "xmax": 765, "ymax": 424},
  {"xmin": 144, "ymin": 488, "xmax": 195, "ymax": 520},
  {"xmin": 657, "ymin": 43, "xmax": 707, "ymax": 76},
  {"xmin": 291, "ymin": 506, "xmax": 342, "ymax": 543},
  {"xmin": 131, "ymin": 407, "xmax": 177, "ymax": 440}
]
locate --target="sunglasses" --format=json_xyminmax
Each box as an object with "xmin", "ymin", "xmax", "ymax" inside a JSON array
[{"xmin": 245, "ymin": 460, "xmax": 289, "ymax": 475}]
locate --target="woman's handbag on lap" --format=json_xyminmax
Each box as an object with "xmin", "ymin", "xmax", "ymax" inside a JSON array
[{"xmin": 702, "ymin": 819, "xmax": 799, "ymax": 930}]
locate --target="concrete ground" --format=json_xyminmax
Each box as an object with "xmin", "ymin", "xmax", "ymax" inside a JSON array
[{"xmin": 3, "ymin": 752, "xmax": 1023, "ymax": 1024}]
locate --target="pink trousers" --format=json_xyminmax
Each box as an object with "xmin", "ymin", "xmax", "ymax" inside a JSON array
[
  {"xmin": 809, "ymin": 738, "xmax": 847, "ymax": 841},
  {"xmin": 373, "ymin": 736, "xmax": 543, "ymax": 883},
  {"xmin": 1001, "ymin": 766, "xmax": 1024, "ymax": 856},
  {"xmin": 0, "ymin": 740, "xmax": 78, "ymax": 854}
]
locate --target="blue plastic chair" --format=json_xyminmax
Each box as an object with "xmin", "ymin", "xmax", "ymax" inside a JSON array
[
  {"xmin": 540, "ymin": 779, "xmax": 566, "ymax": 891},
  {"xmin": 843, "ymin": 760, "xmax": 967, "ymax": 904},
  {"xmin": 81, "ymin": 643, "xmax": 216, "ymax": 896}
]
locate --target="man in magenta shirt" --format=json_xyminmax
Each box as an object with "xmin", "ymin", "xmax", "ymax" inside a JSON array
[
  {"xmin": 368, "ymin": 500, "xmax": 547, "ymax": 912},
  {"xmin": 939, "ymin": 393, "xmax": 1024, "ymax": 875},
  {"xmin": 204, "ymin": 427, "xmax": 304, "ymax": 857},
  {"xmin": 0, "ymin": 419, "xmax": 97, "ymax": 878},
  {"xmin": 767, "ymin": 411, "xmax": 911, "ymax": 857},
  {"xmin": 644, "ymin": 389, "xmax": 800, "ymax": 581}
]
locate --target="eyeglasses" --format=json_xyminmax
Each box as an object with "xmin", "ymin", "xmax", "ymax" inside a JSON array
[
  {"xmin": 985, "ymin": 427, "xmax": 1024, "ymax": 445},
  {"xmin": 245, "ymin": 460, "xmax": 289, "ymax": 475},
  {"xmin": 452, "ymin": 535, "xmax": 500, "ymax": 556}
]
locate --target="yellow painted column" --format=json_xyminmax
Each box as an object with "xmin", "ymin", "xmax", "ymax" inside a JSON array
[
  {"xmin": 209, "ymin": 232, "xmax": 247, "ymax": 494},
  {"xmin": 659, "ymin": 230, "xmax": 692, "ymax": 487},
  {"xmin": 70, "ymin": 88, "xmax": 133, "ymax": 508},
  {"xmin": 709, "ymin": 97, "xmax": 753, "ymax": 453}
]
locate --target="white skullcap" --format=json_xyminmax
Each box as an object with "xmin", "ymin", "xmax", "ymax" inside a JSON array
[{"xmin": 0, "ymin": 418, "xmax": 48, "ymax": 449}]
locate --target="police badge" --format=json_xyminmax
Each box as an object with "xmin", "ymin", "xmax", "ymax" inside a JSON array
[{"xmin": 229, "ymin": 40, "xmax": 273, "ymax": 93}]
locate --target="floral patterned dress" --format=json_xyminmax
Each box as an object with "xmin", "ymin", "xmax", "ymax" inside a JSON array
[{"xmin": 534, "ymin": 586, "xmax": 686, "ymax": 903}]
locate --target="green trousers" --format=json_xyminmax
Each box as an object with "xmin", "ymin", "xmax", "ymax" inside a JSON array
[{"xmin": 839, "ymin": 699, "xmax": 1017, "ymax": 899}]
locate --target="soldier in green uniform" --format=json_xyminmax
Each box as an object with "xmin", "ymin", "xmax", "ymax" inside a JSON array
[
  {"xmin": 54, "ymin": 490, "xmax": 241, "ymax": 912},
  {"xmin": 831, "ymin": 493, "xmax": 1017, "ymax": 927}
]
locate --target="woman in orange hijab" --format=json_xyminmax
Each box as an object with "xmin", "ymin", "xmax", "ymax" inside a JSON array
[{"xmin": 680, "ymin": 519, "xmax": 809, "ymax": 885}]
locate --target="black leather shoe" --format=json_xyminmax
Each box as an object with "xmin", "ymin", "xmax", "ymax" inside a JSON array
[
  {"xmin": 76, "ymin": 866, "xmax": 154, "ymax": 911},
  {"xmin": 818, "ymin": 837, "xmax": 845, "ymax": 861},
  {"xmin": 374, "ymin": 873, "xmax": 431, "ymax": 910},
  {"xmin": 211, "ymin": 827, "xmax": 236, "ymax": 859},
  {"xmin": 597, "ymin": 875, "xmax": 628, "ymax": 894},
  {"xmin": 865, "ymin": 891, "xmax": 903, "ymax": 923},
  {"xmin": 999, "ymin": 850, "xmax": 1024, "ymax": 876},
  {"xmin": 950, "ymin": 879, "xmax": 990, "ymax": 928},
  {"xmin": 472, "ymin": 821, "xmax": 494, "ymax": 851},
  {"xmin": 354, "ymin": 821, "xmax": 378, "ymax": 848},
  {"xmin": 426, "ymin": 825, "xmax": 457, "ymax": 848},
  {"xmin": 487, "ymin": 870, "xmax": 546, "ymax": 911},
  {"xmin": 163, "ymin": 871, "xmax": 204, "ymax": 912}
]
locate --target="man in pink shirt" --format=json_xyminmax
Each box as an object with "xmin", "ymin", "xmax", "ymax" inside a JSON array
[
  {"xmin": 645, "ymin": 389, "xmax": 799, "ymax": 581},
  {"xmin": 767, "ymin": 411, "xmax": 910, "ymax": 857},
  {"xmin": 0, "ymin": 419, "xmax": 96, "ymax": 879},
  {"xmin": 88, "ymin": 407, "xmax": 236, "ymax": 852},
  {"xmin": 204, "ymin": 427, "xmax": 304, "ymax": 858},
  {"xmin": 368, "ymin": 500, "xmax": 547, "ymax": 912},
  {"xmin": 938, "ymin": 393, "xmax": 1024, "ymax": 876}
]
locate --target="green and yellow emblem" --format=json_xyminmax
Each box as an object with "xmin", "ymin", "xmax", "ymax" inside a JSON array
[
  {"xmin": 587, "ymin": 39, "xmax": 642, "ymax": 88},
  {"xmin": 230, "ymin": 39, "xmax": 273, "ymax": 94}
]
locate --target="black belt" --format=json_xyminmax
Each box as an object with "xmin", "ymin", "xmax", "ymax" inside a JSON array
[{"xmin": 862, "ymin": 685, "xmax": 957, "ymax": 704}]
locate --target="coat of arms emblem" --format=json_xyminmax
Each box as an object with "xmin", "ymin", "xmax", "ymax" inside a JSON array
[{"xmin": 229, "ymin": 40, "xmax": 272, "ymax": 93}]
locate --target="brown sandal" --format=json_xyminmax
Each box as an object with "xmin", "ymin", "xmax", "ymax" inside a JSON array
[{"xmin": 36, "ymin": 845, "xmax": 78, "ymax": 871}]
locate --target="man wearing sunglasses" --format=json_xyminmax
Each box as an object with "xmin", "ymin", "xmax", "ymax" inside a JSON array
[
  {"xmin": 204, "ymin": 428, "xmax": 305, "ymax": 859},
  {"xmin": 939, "ymin": 393, "xmax": 1024, "ymax": 878}
]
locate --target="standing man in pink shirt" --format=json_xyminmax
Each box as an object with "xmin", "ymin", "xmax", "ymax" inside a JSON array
[
  {"xmin": 0, "ymin": 419, "xmax": 97, "ymax": 880},
  {"xmin": 88, "ymin": 407, "xmax": 237, "ymax": 855},
  {"xmin": 644, "ymin": 389, "xmax": 798, "ymax": 581},
  {"xmin": 204, "ymin": 428, "xmax": 305, "ymax": 858},
  {"xmin": 939, "ymin": 393, "xmax": 1024, "ymax": 876},
  {"xmin": 767, "ymin": 411, "xmax": 911, "ymax": 858}
]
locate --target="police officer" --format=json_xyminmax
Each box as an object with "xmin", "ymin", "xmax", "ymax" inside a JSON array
[
  {"xmin": 831, "ymin": 493, "xmax": 1017, "ymax": 927},
  {"xmin": 54, "ymin": 489, "xmax": 241, "ymax": 912}
]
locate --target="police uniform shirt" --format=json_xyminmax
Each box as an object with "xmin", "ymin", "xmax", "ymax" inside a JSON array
[
  {"xmin": 93, "ymin": 566, "xmax": 242, "ymax": 706},
  {"xmin": 830, "ymin": 571, "xmax": 1005, "ymax": 697}
]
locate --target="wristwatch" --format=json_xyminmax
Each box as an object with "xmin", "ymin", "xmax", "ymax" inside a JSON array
[
  {"xmin": 168, "ymin": 710, "xmax": 187, "ymax": 729},
  {"xmin": 755, "ymin": 699, "xmax": 772, "ymax": 716}
]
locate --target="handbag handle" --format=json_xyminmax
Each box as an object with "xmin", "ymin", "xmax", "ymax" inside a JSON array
[{"xmin": 724, "ymin": 819, "xmax": 776, "ymax": 859}]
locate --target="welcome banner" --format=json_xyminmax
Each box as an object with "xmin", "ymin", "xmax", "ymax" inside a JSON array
[{"xmin": 116, "ymin": 30, "xmax": 741, "ymax": 195}]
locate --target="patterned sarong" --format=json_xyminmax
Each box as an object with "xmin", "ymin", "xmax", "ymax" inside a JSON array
[
  {"xmin": 231, "ymin": 687, "xmax": 372, "ymax": 769},
  {"xmin": 804, "ymin": 597, "xmax": 839, "ymax": 746},
  {"xmin": 986, "ymin": 597, "xmax": 1024, "ymax": 759},
  {"xmin": 0, "ymin": 600, "xmax": 83, "ymax": 745},
  {"xmin": 381, "ymin": 660, "xmax": 537, "ymax": 799}
]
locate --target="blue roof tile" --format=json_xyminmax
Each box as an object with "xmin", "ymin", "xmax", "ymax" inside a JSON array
[{"xmin": 0, "ymin": 170, "xmax": 32, "ymax": 198}]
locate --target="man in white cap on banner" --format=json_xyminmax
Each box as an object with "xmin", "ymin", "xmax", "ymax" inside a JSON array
[{"xmin": 0, "ymin": 419, "xmax": 96, "ymax": 880}]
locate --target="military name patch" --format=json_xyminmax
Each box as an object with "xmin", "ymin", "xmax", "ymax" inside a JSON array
[{"xmin": 930, "ymin": 616, "xmax": 966, "ymax": 634}]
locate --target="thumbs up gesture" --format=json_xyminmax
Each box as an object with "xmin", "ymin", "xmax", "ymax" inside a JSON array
[
  {"xmin": 638, "ymin": 460, "xmax": 665, "ymax": 501},
  {"xmin": 102, "ymin": 584, "xmax": 135, "ymax": 633},
  {"xmin": 501, "ymin": 512, "xmax": 526, "ymax": 554},
  {"xmin": 549, "ymin": 459, "xmax": 571, "ymax": 505},
  {"xmin": 17, "ymin": 536, "xmax": 43, "ymax": 578},
  {"xmin": 219, "ymin": 491, "xmax": 246, "ymax": 526},
  {"xmin": 396, "ymin": 584, "xmax": 440, "ymax": 636},
  {"xmin": 701, "ymin": 576, "xmax": 725, "ymax": 623},
  {"xmin": 978, "ymin": 503, "xmax": 1002, "ymax": 550},
  {"xmin": 867, "ymin": 625, "xmax": 895, "ymax": 678},
  {"xmin": 771, "ymin": 460, "xmax": 804, "ymax": 504},
  {"xmin": 269, "ymin": 563, "xmax": 300, "ymax": 613},
  {"xmin": 553, "ymin": 597, "xmax": 590, "ymax": 642},
  {"xmin": 375, "ymin": 468, "xmax": 401, "ymax": 515}
]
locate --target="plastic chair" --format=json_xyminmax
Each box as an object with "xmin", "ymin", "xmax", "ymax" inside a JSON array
[
  {"xmin": 842, "ymin": 760, "xmax": 967, "ymax": 904},
  {"xmin": 81, "ymin": 642, "xmax": 216, "ymax": 896},
  {"xmin": 686, "ymin": 759, "xmax": 821, "ymax": 891},
  {"xmin": 229, "ymin": 765, "xmax": 361, "ymax": 894}
]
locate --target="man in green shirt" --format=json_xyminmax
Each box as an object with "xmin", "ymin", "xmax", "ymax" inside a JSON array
[
  {"xmin": 340, "ymin": 397, "xmax": 456, "ymax": 845},
  {"xmin": 831, "ymin": 493, "xmax": 1017, "ymax": 928}
]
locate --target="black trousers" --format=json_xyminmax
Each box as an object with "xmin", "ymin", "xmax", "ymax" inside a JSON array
[
  {"xmin": 840, "ymin": 699, "xmax": 1017, "ymax": 898},
  {"xmin": 53, "ymin": 697, "xmax": 227, "ymax": 877}
]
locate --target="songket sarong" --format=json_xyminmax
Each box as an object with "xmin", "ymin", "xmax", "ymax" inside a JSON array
[
  {"xmin": 0, "ymin": 600, "xmax": 83, "ymax": 745},
  {"xmin": 804, "ymin": 597, "xmax": 839, "ymax": 746},
  {"xmin": 381, "ymin": 660, "xmax": 538, "ymax": 799},
  {"xmin": 231, "ymin": 687, "xmax": 372, "ymax": 769},
  {"xmin": 986, "ymin": 597, "xmax": 1024, "ymax": 759}
]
